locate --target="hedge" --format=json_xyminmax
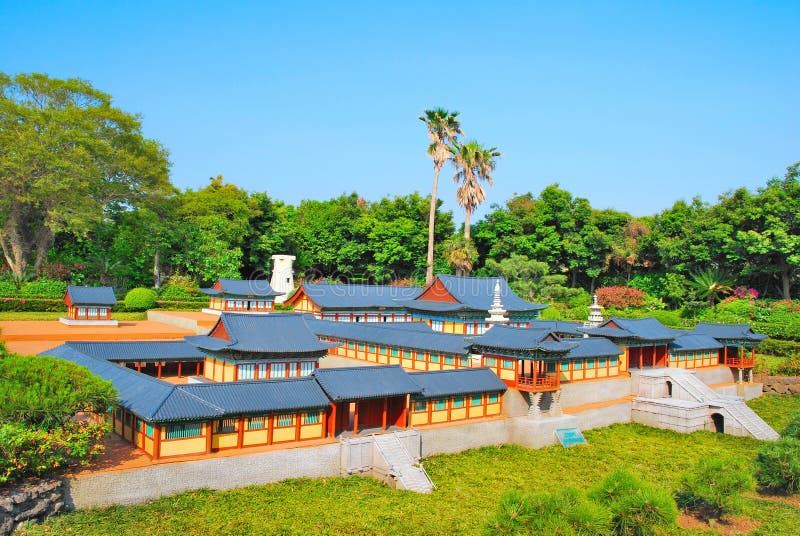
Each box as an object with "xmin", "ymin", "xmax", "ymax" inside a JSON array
[
  {"xmin": 759, "ymin": 339, "xmax": 800, "ymax": 358},
  {"xmin": 0, "ymin": 297, "xmax": 65, "ymax": 312}
]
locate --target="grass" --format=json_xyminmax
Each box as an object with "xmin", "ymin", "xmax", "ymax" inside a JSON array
[
  {"xmin": 23, "ymin": 395, "xmax": 800, "ymax": 535},
  {"xmin": 0, "ymin": 311, "xmax": 147, "ymax": 321}
]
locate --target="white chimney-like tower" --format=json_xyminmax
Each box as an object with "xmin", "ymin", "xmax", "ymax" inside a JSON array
[
  {"xmin": 586, "ymin": 293, "xmax": 604, "ymax": 328},
  {"xmin": 485, "ymin": 279, "xmax": 508, "ymax": 329},
  {"xmin": 270, "ymin": 254, "xmax": 295, "ymax": 304}
]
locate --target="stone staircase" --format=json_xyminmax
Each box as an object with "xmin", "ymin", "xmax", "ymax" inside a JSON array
[
  {"xmin": 372, "ymin": 433, "xmax": 435, "ymax": 493},
  {"xmin": 640, "ymin": 368, "xmax": 779, "ymax": 440}
]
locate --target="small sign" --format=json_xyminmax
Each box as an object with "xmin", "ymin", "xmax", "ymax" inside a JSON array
[{"xmin": 555, "ymin": 427, "xmax": 587, "ymax": 447}]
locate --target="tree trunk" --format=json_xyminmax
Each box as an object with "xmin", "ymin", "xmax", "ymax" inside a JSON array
[
  {"xmin": 33, "ymin": 226, "xmax": 54, "ymax": 276},
  {"xmin": 780, "ymin": 258, "xmax": 791, "ymax": 300},
  {"xmin": 0, "ymin": 211, "xmax": 29, "ymax": 282},
  {"xmin": 464, "ymin": 207, "xmax": 471, "ymax": 240},
  {"xmin": 425, "ymin": 165, "xmax": 441, "ymax": 285},
  {"xmin": 153, "ymin": 249, "xmax": 162, "ymax": 289}
]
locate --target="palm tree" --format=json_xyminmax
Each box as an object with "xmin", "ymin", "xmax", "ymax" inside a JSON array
[
  {"xmin": 441, "ymin": 235, "xmax": 478, "ymax": 276},
  {"xmin": 419, "ymin": 108, "xmax": 463, "ymax": 284},
  {"xmin": 451, "ymin": 140, "xmax": 500, "ymax": 239},
  {"xmin": 689, "ymin": 268, "xmax": 734, "ymax": 308}
]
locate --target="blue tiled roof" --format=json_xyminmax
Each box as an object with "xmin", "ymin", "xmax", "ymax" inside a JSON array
[
  {"xmin": 306, "ymin": 318, "xmax": 471, "ymax": 356},
  {"xmin": 200, "ymin": 278, "xmax": 283, "ymax": 297},
  {"xmin": 565, "ymin": 338, "xmax": 622, "ymax": 359},
  {"xmin": 63, "ymin": 341, "xmax": 205, "ymax": 362},
  {"xmin": 402, "ymin": 275, "xmax": 547, "ymax": 313},
  {"xmin": 293, "ymin": 283, "xmax": 422, "ymax": 309},
  {"xmin": 582, "ymin": 317, "xmax": 676, "ymax": 341},
  {"xmin": 472, "ymin": 325, "xmax": 577, "ymax": 354},
  {"xmin": 42, "ymin": 344, "xmax": 329, "ymax": 423},
  {"xmin": 173, "ymin": 378, "xmax": 331, "ymax": 417},
  {"xmin": 529, "ymin": 320, "xmax": 585, "ymax": 336},
  {"xmin": 409, "ymin": 368, "xmax": 507, "ymax": 399},
  {"xmin": 692, "ymin": 322, "xmax": 767, "ymax": 342},
  {"xmin": 186, "ymin": 313, "xmax": 339, "ymax": 354},
  {"xmin": 314, "ymin": 365, "xmax": 422, "ymax": 401},
  {"xmin": 670, "ymin": 334, "xmax": 724, "ymax": 352},
  {"xmin": 66, "ymin": 285, "xmax": 117, "ymax": 306}
]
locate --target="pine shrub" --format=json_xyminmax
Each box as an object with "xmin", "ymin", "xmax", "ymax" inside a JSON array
[
  {"xmin": 590, "ymin": 468, "xmax": 678, "ymax": 536},
  {"xmin": 782, "ymin": 413, "xmax": 800, "ymax": 440},
  {"xmin": 124, "ymin": 287, "xmax": 158, "ymax": 311},
  {"xmin": 675, "ymin": 458, "xmax": 755, "ymax": 520},
  {"xmin": 755, "ymin": 438, "xmax": 800, "ymax": 494},
  {"xmin": 485, "ymin": 487, "xmax": 610, "ymax": 536}
]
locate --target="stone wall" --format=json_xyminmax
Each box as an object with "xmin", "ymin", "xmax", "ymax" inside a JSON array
[
  {"xmin": 757, "ymin": 375, "xmax": 800, "ymax": 395},
  {"xmin": 0, "ymin": 479, "xmax": 65, "ymax": 536}
]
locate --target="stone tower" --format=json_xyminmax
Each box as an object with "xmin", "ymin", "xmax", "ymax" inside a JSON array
[{"xmin": 270, "ymin": 255, "xmax": 295, "ymax": 304}]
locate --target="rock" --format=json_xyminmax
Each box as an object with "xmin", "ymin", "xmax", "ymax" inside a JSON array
[{"xmin": 789, "ymin": 383, "xmax": 800, "ymax": 395}]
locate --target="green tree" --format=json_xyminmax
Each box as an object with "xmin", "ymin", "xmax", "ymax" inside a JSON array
[
  {"xmin": 451, "ymin": 140, "xmax": 500, "ymax": 240},
  {"xmin": 0, "ymin": 73, "xmax": 172, "ymax": 281},
  {"xmin": 689, "ymin": 268, "xmax": 734, "ymax": 307},
  {"xmin": 733, "ymin": 163, "xmax": 800, "ymax": 299},
  {"xmin": 419, "ymin": 108, "xmax": 463, "ymax": 284}
]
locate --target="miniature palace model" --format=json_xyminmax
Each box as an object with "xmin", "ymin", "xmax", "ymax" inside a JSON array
[
  {"xmin": 60, "ymin": 285, "xmax": 118, "ymax": 326},
  {"xmin": 200, "ymin": 278, "xmax": 284, "ymax": 314},
  {"xmin": 43, "ymin": 274, "xmax": 778, "ymax": 463}
]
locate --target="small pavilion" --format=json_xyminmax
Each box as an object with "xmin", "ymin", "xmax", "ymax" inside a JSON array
[{"xmin": 61, "ymin": 285, "xmax": 118, "ymax": 326}]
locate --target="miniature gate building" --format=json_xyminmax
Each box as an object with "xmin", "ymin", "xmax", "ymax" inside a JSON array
[{"xmin": 60, "ymin": 285, "xmax": 118, "ymax": 326}]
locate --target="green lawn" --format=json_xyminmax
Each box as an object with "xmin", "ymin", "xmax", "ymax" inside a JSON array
[
  {"xmin": 24, "ymin": 395, "xmax": 800, "ymax": 536},
  {"xmin": 0, "ymin": 311, "xmax": 147, "ymax": 321}
]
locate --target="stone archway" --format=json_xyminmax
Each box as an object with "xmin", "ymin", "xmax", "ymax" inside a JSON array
[{"xmin": 711, "ymin": 413, "xmax": 724, "ymax": 433}]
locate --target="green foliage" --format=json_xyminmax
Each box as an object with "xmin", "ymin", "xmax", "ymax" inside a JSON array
[
  {"xmin": 0, "ymin": 297, "xmax": 64, "ymax": 312},
  {"xmin": 675, "ymin": 458, "xmax": 755, "ymax": 519},
  {"xmin": 0, "ymin": 353, "xmax": 117, "ymax": 428},
  {"xmin": 124, "ymin": 287, "xmax": 158, "ymax": 311},
  {"xmin": 590, "ymin": 468, "xmax": 678, "ymax": 536},
  {"xmin": 158, "ymin": 275, "xmax": 200, "ymax": 300},
  {"xmin": 755, "ymin": 438, "xmax": 800, "ymax": 494},
  {"xmin": 689, "ymin": 268, "xmax": 734, "ymax": 307},
  {"xmin": 782, "ymin": 413, "xmax": 800, "ymax": 440},
  {"xmin": 485, "ymin": 487, "xmax": 610, "ymax": 535},
  {"xmin": 441, "ymin": 235, "xmax": 478, "ymax": 276},
  {"xmin": 18, "ymin": 279, "xmax": 68, "ymax": 298},
  {"xmin": 759, "ymin": 338, "xmax": 800, "ymax": 358},
  {"xmin": 483, "ymin": 253, "xmax": 583, "ymax": 302},
  {"xmin": 0, "ymin": 280, "xmax": 18, "ymax": 295},
  {"xmin": 0, "ymin": 421, "xmax": 108, "ymax": 484}
]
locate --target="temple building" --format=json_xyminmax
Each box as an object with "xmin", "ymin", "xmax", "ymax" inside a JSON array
[
  {"xmin": 200, "ymin": 278, "xmax": 283, "ymax": 314},
  {"xmin": 54, "ymin": 341, "xmax": 205, "ymax": 379},
  {"xmin": 186, "ymin": 313, "xmax": 338, "ymax": 382},
  {"xmin": 690, "ymin": 322, "xmax": 767, "ymax": 381},
  {"xmin": 61, "ymin": 285, "xmax": 118, "ymax": 326},
  {"xmin": 399, "ymin": 275, "xmax": 547, "ymax": 334},
  {"xmin": 581, "ymin": 317, "xmax": 675, "ymax": 370},
  {"xmin": 285, "ymin": 282, "xmax": 422, "ymax": 322}
]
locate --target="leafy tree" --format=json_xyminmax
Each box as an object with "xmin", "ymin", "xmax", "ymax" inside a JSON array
[
  {"xmin": 733, "ymin": 163, "xmax": 800, "ymax": 300},
  {"xmin": 0, "ymin": 73, "xmax": 172, "ymax": 281},
  {"xmin": 419, "ymin": 108, "xmax": 463, "ymax": 284},
  {"xmin": 483, "ymin": 253, "xmax": 581, "ymax": 302},
  {"xmin": 451, "ymin": 140, "xmax": 500, "ymax": 240}
]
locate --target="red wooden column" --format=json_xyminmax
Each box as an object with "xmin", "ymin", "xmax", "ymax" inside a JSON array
[
  {"xmin": 205, "ymin": 422, "xmax": 213, "ymax": 454},
  {"xmin": 153, "ymin": 426, "xmax": 162, "ymax": 460},
  {"xmin": 723, "ymin": 346, "xmax": 728, "ymax": 365},
  {"xmin": 267, "ymin": 415, "xmax": 275, "ymax": 445},
  {"xmin": 382, "ymin": 397, "xmax": 388, "ymax": 430},
  {"xmin": 639, "ymin": 347, "xmax": 643, "ymax": 369},
  {"xmin": 177, "ymin": 361, "xmax": 182, "ymax": 378},
  {"xmin": 295, "ymin": 414, "xmax": 301, "ymax": 441},
  {"xmin": 237, "ymin": 417, "xmax": 245, "ymax": 448},
  {"xmin": 196, "ymin": 361, "xmax": 201, "ymax": 376},
  {"xmin": 157, "ymin": 362, "xmax": 163, "ymax": 378},
  {"xmin": 353, "ymin": 402, "xmax": 360, "ymax": 436},
  {"xmin": 532, "ymin": 359, "xmax": 538, "ymax": 387},
  {"xmin": 327, "ymin": 403, "xmax": 337, "ymax": 437}
]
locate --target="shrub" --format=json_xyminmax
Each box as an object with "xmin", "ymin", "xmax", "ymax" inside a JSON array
[
  {"xmin": 775, "ymin": 359, "xmax": 800, "ymax": 376},
  {"xmin": 782, "ymin": 414, "xmax": 800, "ymax": 440},
  {"xmin": 124, "ymin": 287, "xmax": 158, "ymax": 311},
  {"xmin": 0, "ymin": 280, "xmax": 18, "ymax": 296},
  {"xmin": 19, "ymin": 279, "xmax": 68, "ymax": 298},
  {"xmin": 0, "ymin": 297, "xmax": 64, "ymax": 312},
  {"xmin": 0, "ymin": 353, "xmax": 117, "ymax": 428},
  {"xmin": 754, "ymin": 438, "xmax": 800, "ymax": 494},
  {"xmin": 590, "ymin": 468, "xmax": 678, "ymax": 536},
  {"xmin": 0, "ymin": 421, "xmax": 108, "ymax": 484},
  {"xmin": 675, "ymin": 458, "xmax": 755, "ymax": 520},
  {"xmin": 485, "ymin": 487, "xmax": 610, "ymax": 536},
  {"xmin": 158, "ymin": 285, "xmax": 193, "ymax": 300},
  {"xmin": 596, "ymin": 286, "xmax": 645, "ymax": 309},
  {"xmin": 759, "ymin": 339, "xmax": 800, "ymax": 358},
  {"xmin": 160, "ymin": 274, "xmax": 200, "ymax": 297}
]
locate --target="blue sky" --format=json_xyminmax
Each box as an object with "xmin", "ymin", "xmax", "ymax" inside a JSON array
[{"xmin": 2, "ymin": 1, "xmax": 798, "ymax": 221}]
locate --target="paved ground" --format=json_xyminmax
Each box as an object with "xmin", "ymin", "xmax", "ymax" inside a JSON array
[{"xmin": 0, "ymin": 319, "xmax": 195, "ymax": 355}]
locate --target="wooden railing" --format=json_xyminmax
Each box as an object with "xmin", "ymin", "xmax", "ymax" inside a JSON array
[
  {"xmin": 726, "ymin": 357, "xmax": 755, "ymax": 368},
  {"xmin": 517, "ymin": 375, "xmax": 559, "ymax": 391}
]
